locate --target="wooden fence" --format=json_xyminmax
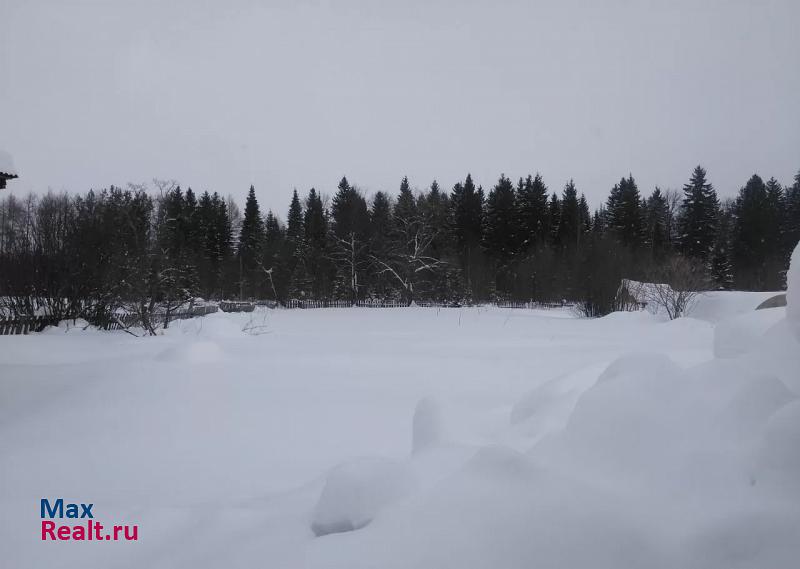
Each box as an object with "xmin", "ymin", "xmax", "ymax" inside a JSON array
[
  {"xmin": 1, "ymin": 300, "xmax": 573, "ymax": 335},
  {"xmin": 281, "ymin": 299, "xmax": 573, "ymax": 310},
  {"xmin": 102, "ymin": 305, "xmax": 219, "ymax": 330},
  {"xmin": 0, "ymin": 316, "xmax": 61, "ymax": 335}
]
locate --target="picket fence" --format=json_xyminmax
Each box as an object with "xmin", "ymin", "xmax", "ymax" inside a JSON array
[
  {"xmin": 0, "ymin": 316, "xmax": 61, "ymax": 335},
  {"xmin": 0, "ymin": 300, "xmax": 573, "ymax": 335},
  {"xmin": 282, "ymin": 299, "xmax": 572, "ymax": 310},
  {"xmin": 102, "ymin": 305, "xmax": 219, "ymax": 330}
]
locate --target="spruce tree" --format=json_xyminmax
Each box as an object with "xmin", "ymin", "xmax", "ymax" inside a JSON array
[
  {"xmin": 547, "ymin": 193, "xmax": 561, "ymax": 245},
  {"xmin": 394, "ymin": 176, "xmax": 417, "ymax": 222},
  {"xmin": 731, "ymin": 174, "xmax": 771, "ymax": 289},
  {"xmin": 517, "ymin": 173, "xmax": 549, "ymax": 251},
  {"xmin": 331, "ymin": 176, "xmax": 370, "ymax": 301},
  {"xmin": 644, "ymin": 187, "xmax": 670, "ymax": 257},
  {"xmin": 556, "ymin": 180, "xmax": 581, "ymax": 249},
  {"xmin": 711, "ymin": 200, "xmax": 734, "ymax": 290},
  {"xmin": 784, "ymin": 170, "xmax": 800, "ymax": 259},
  {"xmin": 302, "ymin": 188, "xmax": 332, "ymax": 299},
  {"xmin": 369, "ymin": 191, "xmax": 393, "ymax": 299},
  {"xmin": 606, "ymin": 175, "xmax": 644, "ymax": 248},
  {"xmin": 238, "ymin": 185, "xmax": 265, "ymax": 297},
  {"xmin": 483, "ymin": 174, "xmax": 518, "ymax": 295},
  {"xmin": 679, "ymin": 166, "xmax": 718, "ymax": 261},
  {"xmin": 286, "ymin": 189, "xmax": 304, "ymax": 242},
  {"xmin": 450, "ymin": 174, "xmax": 485, "ymax": 298}
]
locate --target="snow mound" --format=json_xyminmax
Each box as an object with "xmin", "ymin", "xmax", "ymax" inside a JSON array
[
  {"xmin": 595, "ymin": 351, "xmax": 677, "ymax": 384},
  {"xmin": 464, "ymin": 445, "xmax": 536, "ymax": 480},
  {"xmin": 553, "ymin": 352, "xmax": 686, "ymax": 475},
  {"xmin": 155, "ymin": 340, "xmax": 224, "ymax": 364},
  {"xmin": 716, "ymin": 374, "xmax": 796, "ymax": 443},
  {"xmin": 713, "ymin": 308, "xmax": 787, "ymax": 358},
  {"xmin": 788, "ymin": 241, "xmax": 800, "ymax": 342},
  {"xmin": 412, "ymin": 397, "xmax": 443, "ymax": 454},
  {"xmin": 311, "ymin": 457, "xmax": 415, "ymax": 537},
  {"xmin": 692, "ymin": 290, "xmax": 780, "ymax": 323},
  {"xmin": 752, "ymin": 399, "xmax": 800, "ymax": 488},
  {"xmin": 510, "ymin": 363, "xmax": 607, "ymax": 439},
  {"xmin": 171, "ymin": 312, "xmax": 245, "ymax": 338}
]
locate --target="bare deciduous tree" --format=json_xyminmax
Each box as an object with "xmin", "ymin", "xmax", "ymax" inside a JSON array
[{"xmin": 621, "ymin": 256, "xmax": 708, "ymax": 320}]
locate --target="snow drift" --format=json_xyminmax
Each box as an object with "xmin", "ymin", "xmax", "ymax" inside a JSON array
[{"xmin": 2, "ymin": 244, "xmax": 799, "ymax": 568}]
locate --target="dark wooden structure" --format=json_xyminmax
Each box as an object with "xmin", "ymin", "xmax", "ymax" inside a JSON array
[{"xmin": 0, "ymin": 171, "xmax": 17, "ymax": 189}]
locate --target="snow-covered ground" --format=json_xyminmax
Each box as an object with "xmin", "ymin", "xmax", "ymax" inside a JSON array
[{"xmin": 1, "ymin": 283, "xmax": 798, "ymax": 568}]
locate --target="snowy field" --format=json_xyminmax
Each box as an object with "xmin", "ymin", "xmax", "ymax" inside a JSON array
[{"xmin": 2, "ymin": 284, "xmax": 799, "ymax": 568}]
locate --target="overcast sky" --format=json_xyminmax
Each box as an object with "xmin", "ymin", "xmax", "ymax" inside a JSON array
[{"xmin": 1, "ymin": 0, "xmax": 798, "ymax": 214}]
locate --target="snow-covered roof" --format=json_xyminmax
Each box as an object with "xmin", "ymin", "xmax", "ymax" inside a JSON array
[{"xmin": 0, "ymin": 150, "xmax": 18, "ymax": 177}]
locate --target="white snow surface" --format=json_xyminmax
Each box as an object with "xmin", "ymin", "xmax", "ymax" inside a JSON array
[
  {"xmin": 0, "ymin": 149, "xmax": 17, "ymax": 175},
  {"xmin": 1, "ymin": 293, "xmax": 799, "ymax": 568}
]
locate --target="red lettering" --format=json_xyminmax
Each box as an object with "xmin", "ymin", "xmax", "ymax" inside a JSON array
[
  {"xmin": 124, "ymin": 525, "xmax": 138, "ymax": 541},
  {"xmin": 73, "ymin": 524, "xmax": 85, "ymax": 540},
  {"xmin": 41, "ymin": 521, "xmax": 55, "ymax": 540},
  {"xmin": 57, "ymin": 526, "xmax": 71, "ymax": 540}
]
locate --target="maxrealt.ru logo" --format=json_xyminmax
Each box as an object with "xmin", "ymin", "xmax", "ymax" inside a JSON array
[{"xmin": 40, "ymin": 499, "xmax": 138, "ymax": 541}]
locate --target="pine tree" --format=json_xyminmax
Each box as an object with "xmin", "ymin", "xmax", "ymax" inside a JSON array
[
  {"xmin": 517, "ymin": 173, "xmax": 549, "ymax": 252},
  {"xmin": 679, "ymin": 166, "xmax": 719, "ymax": 261},
  {"xmin": 644, "ymin": 187, "xmax": 670, "ymax": 257},
  {"xmin": 302, "ymin": 188, "xmax": 332, "ymax": 299},
  {"xmin": 764, "ymin": 177, "xmax": 786, "ymax": 288},
  {"xmin": 606, "ymin": 175, "xmax": 644, "ymax": 248},
  {"xmin": 286, "ymin": 189, "xmax": 304, "ymax": 242},
  {"xmin": 394, "ymin": 176, "xmax": 417, "ymax": 222},
  {"xmin": 419, "ymin": 180, "xmax": 451, "ymax": 259},
  {"xmin": 547, "ymin": 193, "xmax": 561, "ymax": 245},
  {"xmin": 483, "ymin": 174, "xmax": 518, "ymax": 296},
  {"xmin": 710, "ymin": 199, "xmax": 734, "ymax": 289},
  {"xmin": 784, "ymin": 170, "xmax": 800, "ymax": 260},
  {"xmin": 578, "ymin": 194, "xmax": 591, "ymax": 235},
  {"xmin": 369, "ymin": 191, "xmax": 393, "ymax": 299},
  {"xmin": 238, "ymin": 185, "xmax": 265, "ymax": 297},
  {"xmin": 330, "ymin": 176, "xmax": 370, "ymax": 301},
  {"xmin": 731, "ymin": 174, "xmax": 771, "ymax": 289},
  {"xmin": 262, "ymin": 210, "xmax": 285, "ymax": 299},
  {"xmin": 556, "ymin": 180, "xmax": 582, "ymax": 249},
  {"xmin": 450, "ymin": 174, "xmax": 485, "ymax": 298}
]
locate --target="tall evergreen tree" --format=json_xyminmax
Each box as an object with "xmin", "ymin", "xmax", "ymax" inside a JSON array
[
  {"xmin": 286, "ymin": 189, "xmax": 304, "ymax": 242},
  {"xmin": 330, "ymin": 176, "xmax": 370, "ymax": 301},
  {"xmin": 606, "ymin": 175, "xmax": 644, "ymax": 248},
  {"xmin": 644, "ymin": 187, "xmax": 670, "ymax": 257},
  {"xmin": 394, "ymin": 176, "xmax": 417, "ymax": 222},
  {"xmin": 784, "ymin": 170, "xmax": 800, "ymax": 260},
  {"xmin": 450, "ymin": 174, "xmax": 485, "ymax": 298},
  {"xmin": 731, "ymin": 174, "xmax": 772, "ymax": 289},
  {"xmin": 238, "ymin": 185, "xmax": 265, "ymax": 297},
  {"xmin": 547, "ymin": 193, "xmax": 561, "ymax": 245},
  {"xmin": 556, "ymin": 180, "xmax": 582, "ymax": 249},
  {"xmin": 679, "ymin": 166, "xmax": 719, "ymax": 261},
  {"xmin": 517, "ymin": 173, "xmax": 549, "ymax": 251},
  {"xmin": 369, "ymin": 191, "xmax": 394, "ymax": 299},
  {"xmin": 483, "ymin": 174, "xmax": 518, "ymax": 295},
  {"xmin": 710, "ymin": 199, "xmax": 734, "ymax": 290}
]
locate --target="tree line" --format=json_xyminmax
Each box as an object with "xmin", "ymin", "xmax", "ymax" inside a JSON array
[{"xmin": 1, "ymin": 166, "xmax": 798, "ymax": 323}]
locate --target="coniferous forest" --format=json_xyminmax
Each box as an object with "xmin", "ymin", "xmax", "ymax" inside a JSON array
[{"xmin": 1, "ymin": 166, "xmax": 798, "ymax": 322}]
